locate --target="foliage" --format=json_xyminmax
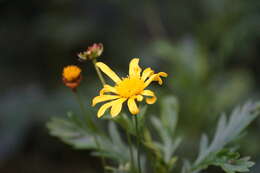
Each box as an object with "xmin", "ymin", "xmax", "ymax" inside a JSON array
[
  {"xmin": 142, "ymin": 96, "xmax": 180, "ymax": 173},
  {"xmin": 47, "ymin": 96, "xmax": 260, "ymax": 173},
  {"xmin": 184, "ymin": 102, "xmax": 260, "ymax": 173},
  {"xmin": 212, "ymin": 149, "xmax": 254, "ymax": 173},
  {"xmin": 47, "ymin": 112, "xmax": 130, "ymax": 165}
]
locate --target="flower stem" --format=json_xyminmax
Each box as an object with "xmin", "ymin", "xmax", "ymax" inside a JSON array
[
  {"xmin": 92, "ymin": 58, "xmax": 106, "ymax": 86},
  {"xmin": 126, "ymin": 131, "xmax": 135, "ymax": 172},
  {"xmin": 91, "ymin": 59, "xmax": 107, "ymax": 172},
  {"xmin": 72, "ymin": 90, "xmax": 107, "ymax": 173},
  {"xmin": 94, "ymin": 135, "xmax": 107, "ymax": 173},
  {"xmin": 134, "ymin": 115, "xmax": 142, "ymax": 173},
  {"xmin": 91, "ymin": 59, "xmax": 108, "ymax": 172},
  {"xmin": 73, "ymin": 90, "xmax": 95, "ymax": 130}
]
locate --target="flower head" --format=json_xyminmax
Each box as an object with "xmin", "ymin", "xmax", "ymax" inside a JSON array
[
  {"xmin": 92, "ymin": 58, "xmax": 168, "ymax": 118},
  {"xmin": 78, "ymin": 43, "xmax": 104, "ymax": 61},
  {"xmin": 62, "ymin": 65, "xmax": 82, "ymax": 90}
]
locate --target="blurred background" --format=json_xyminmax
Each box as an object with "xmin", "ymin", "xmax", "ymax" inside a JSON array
[{"xmin": 0, "ymin": 0, "xmax": 260, "ymax": 172}]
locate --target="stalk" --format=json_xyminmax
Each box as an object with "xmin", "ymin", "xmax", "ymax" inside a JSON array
[
  {"xmin": 92, "ymin": 58, "xmax": 106, "ymax": 86},
  {"xmin": 72, "ymin": 90, "xmax": 107, "ymax": 173},
  {"xmin": 73, "ymin": 90, "xmax": 95, "ymax": 130},
  {"xmin": 134, "ymin": 115, "xmax": 142, "ymax": 173},
  {"xmin": 126, "ymin": 130, "xmax": 135, "ymax": 172}
]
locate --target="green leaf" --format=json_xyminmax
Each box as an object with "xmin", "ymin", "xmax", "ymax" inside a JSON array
[
  {"xmin": 92, "ymin": 121, "xmax": 130, "ymax": 163},
  {"xmin": 168, "ymin": 156, "xmax": 178, "ymax": 170},
  {"xmin": 143, "ymin": 129, "xmax": 162, "ymax": 159},
  {"xmin": 190, "ymin": 101, "xmax": 260, "ymax": 173},
  {"xmin": 213, "ymin": 149, "xmax": 254, "ymax": 173},
  {"xmin": 46, "ymin": 113, "xmax": 96, "ymax": 149},
  {"xmin": 113, "ymin": 113, "xmax": 135, "ymax": 135},
  {"xmin": 198, "ymin": 134, "xmax": 209, "ymax": 157},
  {"xmin": 160, "ymin": 96, "xmax": 179, "ymax": 134},
  {"xmin": 105, "ymin": 163, "xmax": 130, "ymax": 173},
  {"xmin": 148, "ymin": 95, "xmax": 181, "ymax": 172},
  {"xmin": 113, "ymin": 106, "xmax": 147, "ymax": 136},
  {"xmin": 181, "ymin": 160, "xmax": 191, "ymax": 173},
  {"xmin": 136, "ymin": 105, "xmax": 148, "ymax": 131},
  {"xmin": 46, "ymin": 112, "xmax": 130, "ymax": 163},
  {"xmin": 151, "ymin": 116, "xmax": 169, "ymax": 144},
  {"xmin": 108, "ymin": 122, "xmax": 128, "ymax": 155}
]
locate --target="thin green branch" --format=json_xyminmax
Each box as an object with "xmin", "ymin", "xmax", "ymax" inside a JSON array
[
  {"xmin": 126, "ymin": 130, "xmax": 135, "ymax": 173},
  {"xmin": 134, "ymin": 115, "xmax": 142, "ymax": 173},
  {"xmin": 92, "ymin": 58, "xmax": 106, "ymax": 86},
  {"xmin": 72, "ymin": 90, "xmax": 107, "ymax": 173}
]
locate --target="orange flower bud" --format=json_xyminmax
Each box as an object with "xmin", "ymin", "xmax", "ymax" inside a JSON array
[{"xmin": 62, "ymin": 65, "xmax": 82, "ymax": 90}]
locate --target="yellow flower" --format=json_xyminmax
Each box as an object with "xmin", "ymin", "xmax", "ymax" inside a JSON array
[
  {"xmin": 62, "ymin": 65, "xmax": 82, "ymax": 90},
  {"xmin": 92, "ymin": 58, "xmax": 168, "ymax": 118}
]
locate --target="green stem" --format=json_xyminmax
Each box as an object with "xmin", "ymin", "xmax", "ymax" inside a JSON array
[
  {"xmin": 91, "ymin": 59, "xmax": 108, "ymax": 172},
  {"xmin": 73, "ymin": 90, "xmax": 95, "ymax": 130},
  {"xmin": 126, "ymin": 131, "xmax": 135, "ymax": 173},
  {"xmin": 92, "ymin": 58, "xmax": 106, "ymax": 86},
  {"xmin": 94, "ymin": 135, "xmax": 107, "ymax": 173},
  {"xmin": 134, "ymin": 115, "xmax": 142, "ymax": 173},
  {"xmin": 72, "ymin": 90, "xmax": 107, "ymax": 173}
]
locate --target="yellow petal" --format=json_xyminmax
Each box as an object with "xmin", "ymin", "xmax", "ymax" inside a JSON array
[
  {"xmin": 92, "ymin": 95, "xmax": 120, "ymax": 106},
  {"xmin": 96, "ymin": 62, "xmax": 122, "ymax": 83},
  {"xmin": 97, "ymin": 100, "xmax": 116, "ymax": 118},
  {"xmin": 156, "ymin": 76, "xmax": 163, "ymax": 85},
  {"xmin": 141, "ymin": 67, "xmax": 154, "ymax": 81},
  {"xmin": 129, "ymin": 58, "xmax": 142, "ymax": 78},
  {"xmin": 100, "ymin": 85, "xmax": 118, "ymax": 95},
  {"xmin": 136, "ymin": 95, "xmax": 143, "ymax": 102},
  {"xmin": 144, "ymin": 74, "xmax": 157, "ymax": 87},
  {"xmin": 155, "ymin": 72, "xmax": 168, "ymax": 85},
  {"xmin": 158, "ymin": 72, "xmax": 168, "ymax": 77},
  {"xmin": 144, "ymin": 72, "xmax": 168, "ymax": 87},
  {"xmin": 127, "ymin": 97, "xmax": 139, "ymax": 115},
  {"xmin": 141, "ymin": 90, "xmax": 157, "ymax": 104},
  {"xmin": 110, "ymin": 98, "xmax": 127, "ymax": 117}
]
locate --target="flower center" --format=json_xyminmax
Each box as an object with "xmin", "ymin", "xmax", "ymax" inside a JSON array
[{"xmin": 115, "ymin": 76, "xmax": 145, "ymax": 98}]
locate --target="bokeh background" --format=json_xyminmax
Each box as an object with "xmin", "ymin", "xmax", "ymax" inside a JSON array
[{"xmin": 0, "ymin": 0, "xmax": 260, "ymax": 172}]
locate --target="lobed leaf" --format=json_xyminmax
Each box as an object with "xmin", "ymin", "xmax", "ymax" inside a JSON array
[
  {"xmin": 189, "ymin": 101, "xmax": 260, "ymax": 173},
  {"xmin": 147, "ymin": 95, "xmax": 181, "ymax": 172},
  {"xmin": 47, "ymin": 112, "xmax": 130, "ymax": 163}
]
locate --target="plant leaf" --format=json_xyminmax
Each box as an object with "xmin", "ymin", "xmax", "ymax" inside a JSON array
[
  {"xmin": 113, "ymin": 113, "xmax": 135, "ymax": 135},
  {"xmin": 147, "ymin": 95, "xmax": 181, "ymax": 172},
  {"xmin": 160, "ymin": 96, "xmax": 179, "ymax": 134},
  {"xmin": 213, "ymin": 149, "xmax": 254, "ymax": 173},
  {"xmin": 46, "ymin": 112, "xmax": 130, "ymax": 163},
  {"xmin": 190, "ymin": 101, "xmax": 260, "ymax": 173}
]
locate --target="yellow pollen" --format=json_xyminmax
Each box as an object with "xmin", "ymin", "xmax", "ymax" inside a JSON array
[
  {"xmin": 63, "ymin": 65, "xmax": 81, "ymax": 81},
  {"xmin": 115, "ymin": 76, "xmax": 145, "ymax": 98}
]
